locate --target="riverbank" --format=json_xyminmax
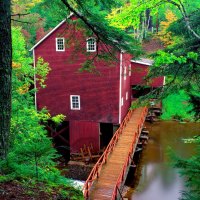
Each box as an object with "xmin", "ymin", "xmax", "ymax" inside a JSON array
[{"xmin": 61, "ymin": 161, "xmax": 93, "ymax": 180}]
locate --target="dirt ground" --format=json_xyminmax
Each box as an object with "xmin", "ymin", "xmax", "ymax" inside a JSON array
[
  {"xmin": 0, "ymin": 181, "xmax": 57, "ymax": 200},
  {"xmin": 60, "ymin": 161, "xmax": 94, "ymax": 181}
]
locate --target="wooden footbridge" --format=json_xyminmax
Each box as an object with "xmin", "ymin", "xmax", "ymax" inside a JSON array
[{"xmin": 83, "ymin": 107, "xmax": 148, "ymax": 199}]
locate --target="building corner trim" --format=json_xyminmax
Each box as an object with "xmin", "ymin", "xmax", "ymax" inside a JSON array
[
  {"xmin": 119, "ymin": 52, "xmax": 123, "ymax": 124},
  {"xmin": 33, "ymin": 49, "xmax": 37, "ymax": 111}
]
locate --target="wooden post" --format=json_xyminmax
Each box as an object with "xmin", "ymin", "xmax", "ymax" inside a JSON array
[{"xmin": 87, "ymin": 146, "xmax": 92, "ymax": 161}]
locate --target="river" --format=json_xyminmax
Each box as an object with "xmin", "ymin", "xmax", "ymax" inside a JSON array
[{"xmin": 125, "ymin": 121, "xmax": 200, "ymax": 200}]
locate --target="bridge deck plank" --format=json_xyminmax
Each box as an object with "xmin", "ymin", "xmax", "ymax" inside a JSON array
[{"xmin": 89, "ymin": 107, "xmax": 146, "ymax": 199}]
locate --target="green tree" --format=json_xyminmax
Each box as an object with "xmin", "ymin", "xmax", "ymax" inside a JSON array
[
  {"xmin": 2, "ymin": 26, "xmax": 52, "ymax": 179},
  {"xmin": 169, "ymin": 139, "xmax": 200, "ymax": 200},
  {"xmin": 107, "ymin": 0, "xmax": 200, "ymax": 40},
  {"xmin": 147, "ymin": 6, "xmax": 200, "ymax": 200},
  {"xmin": 1, "ymin": 26, "xmax": 83, "ymax": 199},
  {"xmin": 161, "ymin": 90, "xmax": 194, "ymax": 120},
  {"xmin": 156, "ymin": 9, "xmax": 178, "ymax": 47},
  {"xmin": 148, "ymin": 9, "xmax": 200, "ymax": 112}
]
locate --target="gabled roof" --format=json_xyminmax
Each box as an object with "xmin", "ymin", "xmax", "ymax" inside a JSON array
[
  {"xmin": 131, "ymin": 58, "xmax": 153, "ymax": 66},
  {"xmin": 30, "ymin": 13, "xmax": 74, "ymax": 51}
]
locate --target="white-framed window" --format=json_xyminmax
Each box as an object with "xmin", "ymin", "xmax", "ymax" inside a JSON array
[
  {"xmin": 70, "ymin": 95, "xmax": 80, "ymax": 110},
  {"xmin": 56, "ymin": 38, "xmax": 65, "ymax": 51},
  {"xmin": 129, "ymin": 64, "xmax": 131, "ymax": 76},
  {"xmin": 121, "ymin": 97, "xmax": 124, "ymax": 106},
  {"xmin": 124, "ymin": 66, "xmax": 127, "ymax": 80},
  {"xmin": 86, "ymin": 37, "xmax": 96, "ymax": 52},
  {"xmin": 126, "ymin": 92, "xmax": 128, "ymax": 100}
]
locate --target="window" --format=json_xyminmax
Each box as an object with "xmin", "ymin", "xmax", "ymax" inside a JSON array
[
  {"xmin": 70, "ymin": 95, "xmax": 80, "ymax": 110},
  {"xmin": 86, "ymin": 38, "xmax": 96, "ymax": 52},
  {"xmin": 121, "ymin": 97, "xmax": 124, "ymax": 106},
  {"xmin": 126, "ymin": 92, "xmax": 128, "ymax": 100},
  {"xmin": 129, "ymin": 64, "xmax": 131, "ymax": 76},
  {"xmin": 124, "ymin": 67, "xmax": 127, "ymax": 80},
  {"xmin": 56, "ymin": 38, "xmax": 65, "ymax": 51}
]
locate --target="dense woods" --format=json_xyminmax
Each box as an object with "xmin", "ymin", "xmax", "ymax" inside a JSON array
[{"xmin": 0, "ymin": 0, "xmax": 199, "ymax": 199}]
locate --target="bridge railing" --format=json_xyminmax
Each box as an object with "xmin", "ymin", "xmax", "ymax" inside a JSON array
[
  {"xmin": 83, "ymin": 108, "xmax": 135, "ymax": 199},
  {"xmin": 111, "ymin": 107, "xmax": 148, "ymax": 200}
]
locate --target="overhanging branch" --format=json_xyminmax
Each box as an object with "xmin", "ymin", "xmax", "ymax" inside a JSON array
[
  {"xmin": 166, "ymin": 0, "xmax": 200, "ymax": 40},
  {"xmin": 61, "ymin": 0, "xmax": 100, "ymax": 38}
]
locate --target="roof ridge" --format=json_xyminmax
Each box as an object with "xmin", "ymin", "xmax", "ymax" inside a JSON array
[{"xmin": 30, "ymin": 13, "xmax": 74, "ymax": 51}]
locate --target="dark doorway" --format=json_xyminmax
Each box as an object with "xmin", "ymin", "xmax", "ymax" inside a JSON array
[
  {"xmin": 132, "ymin": 85, "xmax": 152, "ymax": 98},
  {"xmin": 100, "ymin": 123, "xmax": 113, "ymax": 149},
  {"xmin": 47, "ymin": 121, "xmax": 70, "ymax": 162}
]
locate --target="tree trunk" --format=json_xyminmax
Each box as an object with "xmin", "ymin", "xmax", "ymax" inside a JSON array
[{"xmin": 0, "ymin": 0, "xmax": 12, "ymax": 160}]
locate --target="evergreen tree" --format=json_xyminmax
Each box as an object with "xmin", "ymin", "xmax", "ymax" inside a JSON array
[
  {"xmin": 169, "ymin": 140, "xmax": 200, "ymax": 200},
  {"xmin": 1, "ymin": 26, "xmax": 83, "ymax": 199},
  {"xmin": 148, "ymin": 9, "xmax": 200, "ymax": 117}
]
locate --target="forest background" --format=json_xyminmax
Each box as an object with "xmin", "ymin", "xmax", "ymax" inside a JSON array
[{"xmin": 0, "ymin": 0, "xmax": 200, "ymax": 199}]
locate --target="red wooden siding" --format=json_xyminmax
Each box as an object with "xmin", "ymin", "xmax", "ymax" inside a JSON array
[
  {"xmin": 33, "ymin": 18, "xmax": 164, "ymax": 153},
  {"xmin": 120, "ymin": 53, "xmax": 132, "ymax": 122},
  {"xmin": 70, "ymin": 121, "xmax": 99, "ymax": 153},
  {"xmin": 35, "ymin": 21, "xmax": 120, "ymax": 124},
  {"xmin": 131, "ymin": 62, "xmax": 164, "ymax": 87}
]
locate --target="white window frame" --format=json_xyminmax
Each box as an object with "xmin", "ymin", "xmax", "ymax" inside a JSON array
[
  {"xmin": 70, "ymin": 95, "xmax": 80, "ymax": 110},
  {"xmin": 86, "ymin": 37, "xmax": 96, "ymax": 52},
  {"xmin": 126, "ymin": 92, "xmax": 128, "ymax": 100},
  {"xmin": 124, "ymin": 66, "xmax": 127, "ymax": 80},
  {"xmin": 56, "ymin": 38, "xmax": 65, "ymax": 51}
]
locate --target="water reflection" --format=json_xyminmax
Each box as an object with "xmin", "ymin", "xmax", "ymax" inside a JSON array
[{"xmin": 126, "ymin": 121, "xmax": 200, "ymax": 200}]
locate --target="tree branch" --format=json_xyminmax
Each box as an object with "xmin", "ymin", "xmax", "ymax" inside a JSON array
[
  {"xmin": 11, "ymin": 13, "xmax": 30, "ymax": 17},
  {"xmin": 11, "ymin": 19, "xmax": 32, "ymax": 24},
  {"xmin": 61, "ymin": 0, "xmax": 100, "ymax": 38},
  {"xmin": 166, "ymin": 0, "xmax": 200, "ymax": 40}
]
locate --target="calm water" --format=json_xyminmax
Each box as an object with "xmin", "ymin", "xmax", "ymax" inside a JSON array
[{"xmin": 125, "ymin": 121, "xmax": 200, "ymax": 200}]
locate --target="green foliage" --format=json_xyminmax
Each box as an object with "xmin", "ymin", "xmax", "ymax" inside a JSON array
[
  {"xmin": 0, "ymin": 26, "xmax": 82, "ymax": 199},
  {"xmin": 161, "ymin": 90, "xmax": 194, "ymax": 121},
  {"xmin": 153, "ymin": 7, "xmax": 200, "ymax": 200},
  {"xmin": 168, "ymin": 142, "xmax": 200, "ymax": 200},
  {"xmin": 31, "ymin": 0, "xmax": 69, "ymax": 30},
  {"xmin": 188, "ymin": 90, "xmax": 200, "ymax": 120},
  {"xmin": 35, "ymin": 0, "xmax": 142, "ymax": 56},
  {"xmin": 156, "ymin": 9, "xmax": 179, "ymax": 47},
  {"xmin": 79, "ymin": 11, "xmax": 142, "ymax": 56},
  {"xmin": 52, "ymin": 114, "xmax": 66, "ymax": 125},
  {"xmin": 79, "ymin": 60, "xmax": 97, "ymax": 73},
  {"xmin": 148, "ymin": 10, "xmax": 200, "ymax": 119},
  {"xmin": 107, "ymin": 0, "xmax": 200, "ymax": 29},
  {"xmin": 36, "ymin": 57, "xmax": 51, "ymax": 88},
  {"xmin": 12, "ymin": 0, "xmax": 42, "ymax": 11}
]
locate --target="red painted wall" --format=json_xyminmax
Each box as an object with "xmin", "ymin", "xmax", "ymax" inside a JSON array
[
  {"xmin": 120, "ymin": 53, "xmax": 132, "ymax": 122},
  {"xmin": 34, "ymin": 21, "xmax": 121, "ymax": 124},
  {"xmin": 33, "ymin": 19, "xmax": 148, "ymax": 152},
  {"xmin": 70, "ymin": 121, "xmax": 99, "ymax": 153},
  {"xmin": 131, "ymin": 62, "xmax": 164, "ymax": 87}
]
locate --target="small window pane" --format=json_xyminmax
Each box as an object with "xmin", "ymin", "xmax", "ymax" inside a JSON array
[
  {"xmin": 56, "ymin": 38, "xmax": 65, "ymax": 51},
  {"xmin": 87, "ymin": 38, "xmax": 96, "ymax": 52},
  {"xmin": 71, "ymin": 95, "xmax": 80, "ymax": 110}
]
